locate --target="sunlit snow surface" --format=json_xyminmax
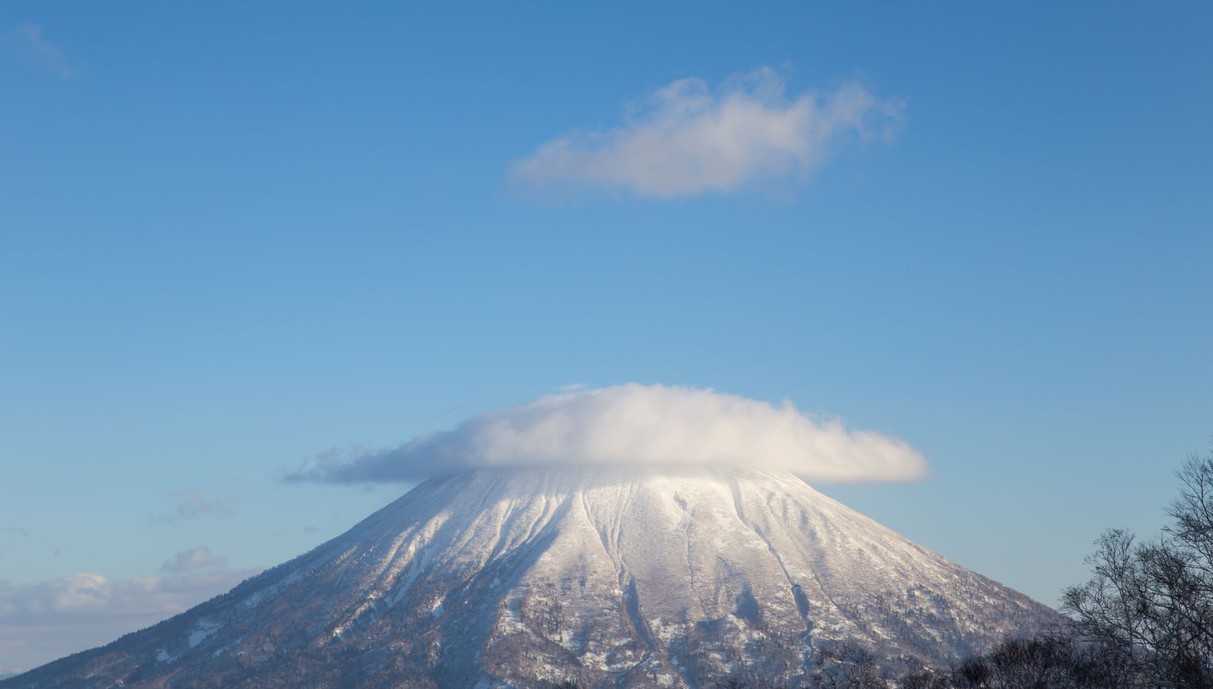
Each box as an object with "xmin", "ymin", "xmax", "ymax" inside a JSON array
[{"xmin": 2, "ymin": 468, "xmax": 1057, "ymax": 689}]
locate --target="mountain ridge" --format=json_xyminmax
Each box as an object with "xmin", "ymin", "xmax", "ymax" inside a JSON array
[{"xmin": 2, "ymin": 467, "xmax": 1059, "ymax": 689}]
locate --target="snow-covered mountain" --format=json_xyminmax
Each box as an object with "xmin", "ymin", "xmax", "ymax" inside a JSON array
[{"xmin": 2, "ymin": 467, "xmax": 1057, "ymax": 689}]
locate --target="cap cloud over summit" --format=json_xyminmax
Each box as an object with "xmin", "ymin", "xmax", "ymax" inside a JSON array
[{"xmin": 287, "ymin": 384, "xmax": 928, "ymax": 484}]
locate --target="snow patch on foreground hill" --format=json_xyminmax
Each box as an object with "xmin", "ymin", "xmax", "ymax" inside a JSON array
[{"xmin": 2, "ymin": 467, "xmax": 1058, "ymax": 689}]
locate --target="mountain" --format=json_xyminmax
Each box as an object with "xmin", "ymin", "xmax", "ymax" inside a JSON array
[{"xmin": 2, "ymin": 467, "xmax": 1058, "ymax": 689}]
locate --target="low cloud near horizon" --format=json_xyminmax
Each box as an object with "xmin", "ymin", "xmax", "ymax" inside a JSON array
[
  {"xmin": 509, "ymin": 67, "xmax": 902, "ymax": 198},
  {"xmin": 286, "ymin": 384, "xmax": 928, "ymax": 484},
  {"xmin": 0, "ymin": 552, "xmax": 257, "ymax": 672}
]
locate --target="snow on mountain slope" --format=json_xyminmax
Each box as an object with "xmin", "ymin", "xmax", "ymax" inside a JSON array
[{"xmin": 1, "ymin": 467, "xmax": 1058, "ymax": 689}]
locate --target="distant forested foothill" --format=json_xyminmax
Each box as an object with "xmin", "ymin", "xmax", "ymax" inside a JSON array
[{"xmin": 549, "ymin": 448, "xmax": 1213, "ymax": 689}]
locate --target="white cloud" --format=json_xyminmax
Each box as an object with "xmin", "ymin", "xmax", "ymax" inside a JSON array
[
  {"xmin": 286, "ymin": 384, "xmax": 927, "ymax": 484},
  {"xmin": 509, "ymin": 67, "xmax": 902, "ymax": 198},
  {"xmin": 0, "ymin": 561, "xmax": 256, "ymax": 671},
  {"xmin": 0, "ymin": 568, "xmax": 251, "ymax": 624},
  {"xmin": 1, "ymin": 23, "xmax": 73, "ymax": 77},
  {"xmin": 160, "ymin": 546, "xmax": 228, "ymax": 574}
]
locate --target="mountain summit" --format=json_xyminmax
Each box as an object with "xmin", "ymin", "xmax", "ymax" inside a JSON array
[{"xmin": 3, "ymin": 467, "xmax": 1055, "ymax": 689}]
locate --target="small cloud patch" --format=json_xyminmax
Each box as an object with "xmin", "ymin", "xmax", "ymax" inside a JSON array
[
  {"xmin": 150, "ymin": 488, "xmax": 235, "ymax": 525},
  {"xmin": 160, "ymin": 547, "xmax": 228, "ymax": 574},
  {"xmin": 509, "ymin": 67, "xmax": 902, "ymax": 198}
]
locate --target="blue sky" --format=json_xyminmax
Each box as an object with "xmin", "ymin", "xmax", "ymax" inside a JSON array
[{"xmin": 2, "ymin": 1, "xmax": 1211, "ymax": 672}]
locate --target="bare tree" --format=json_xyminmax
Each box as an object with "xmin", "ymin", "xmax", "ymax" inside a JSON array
[
  {"xmin": 1063, "ymin": 450, "xmax": 1213, "ymax": 689},
  {"xmin": 810, "ymin": 642, "xmax": 889, "ymax": 689}
]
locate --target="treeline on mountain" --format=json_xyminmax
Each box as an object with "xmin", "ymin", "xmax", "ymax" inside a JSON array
[{"xmin": 551, "ymin": 449, "xmax": 1213, "ymax": 689}]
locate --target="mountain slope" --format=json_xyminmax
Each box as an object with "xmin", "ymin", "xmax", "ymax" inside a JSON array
[{"xmin": 2, "ymin": 467, "xmax": 1058, "ymax": 689}]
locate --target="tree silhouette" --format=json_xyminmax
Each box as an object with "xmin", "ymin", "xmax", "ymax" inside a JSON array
[{"xmin": 1063, "ymin": 450, "xmax": 1213, "ymax": 689}]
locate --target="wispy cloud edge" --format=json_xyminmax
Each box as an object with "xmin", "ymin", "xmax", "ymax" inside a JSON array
[{"xmin": 1, "ymin": 22, "xmax": 73, "ymax": 78}]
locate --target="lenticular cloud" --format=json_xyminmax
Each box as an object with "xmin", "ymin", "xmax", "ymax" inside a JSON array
[{"xmin": 287, "ymin": 384, "xmax": 928, "ymax": 484}]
